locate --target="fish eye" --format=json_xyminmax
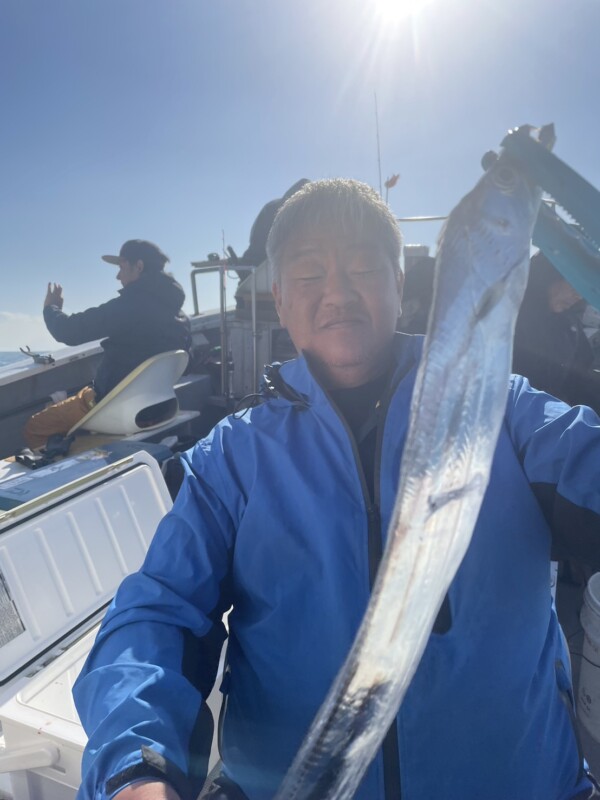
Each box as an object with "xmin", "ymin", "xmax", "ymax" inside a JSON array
[{"xmin": 491, "ymin": 165, "xmax": 518, "ymax": 192}]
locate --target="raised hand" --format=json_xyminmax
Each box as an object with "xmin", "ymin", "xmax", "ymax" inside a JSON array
[{"xmin": 44, "ymin": 282, "xmax": 64, "ymax": 309}]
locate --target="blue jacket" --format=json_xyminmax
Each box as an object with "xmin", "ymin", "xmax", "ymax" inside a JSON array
[{"xmin": 74, "ymin": 335, "xmax": 600, "ymax": 800}]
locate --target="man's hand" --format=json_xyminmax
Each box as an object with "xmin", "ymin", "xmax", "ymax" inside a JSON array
[
  {"xmin": 44, "ymin": 282, "xmax": 63, "ymax": 309},
  {"xmin": 113, "ymin": 781, "xmax": 181, "ymax": 800}
]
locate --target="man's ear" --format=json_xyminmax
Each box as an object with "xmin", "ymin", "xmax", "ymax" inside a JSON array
[
  {"xmin": 396, "ymin": 270, "xmax": 404, "ymax": 319},
  {"xmin": 396, "ymin": 269, "xmax": 404, "ymax": 298},
  {"xmin": 135, "ymin": 259, "xmax": 144, "ymax": 275},
  {"xmin": 272, "ymin": 280, "xmax": 284, "ymax": 325}
]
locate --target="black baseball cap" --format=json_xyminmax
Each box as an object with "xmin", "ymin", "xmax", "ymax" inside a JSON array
[{"xmin": 102, "ymin": 240, "xmax": 170, "ymax": 271}]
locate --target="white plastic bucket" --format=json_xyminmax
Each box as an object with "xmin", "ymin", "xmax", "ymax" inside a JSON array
[{"xmin": 578, "ymin": 573, "xmax": 600, "ymax": 740}]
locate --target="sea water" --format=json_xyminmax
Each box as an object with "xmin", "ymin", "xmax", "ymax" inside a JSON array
[{"xmin": 0, "ymin": 352, "xmax": 28, "ymax": 367}]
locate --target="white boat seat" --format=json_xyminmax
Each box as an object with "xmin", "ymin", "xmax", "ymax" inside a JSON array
[{"xmin": 68, "ymin": 350, "xmax": 189, "ymax": 436}]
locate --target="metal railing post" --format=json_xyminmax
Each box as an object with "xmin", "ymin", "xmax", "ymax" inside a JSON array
[{"xmin": 189, "ymin": 262, "xmax": 259, "ymax": 398}]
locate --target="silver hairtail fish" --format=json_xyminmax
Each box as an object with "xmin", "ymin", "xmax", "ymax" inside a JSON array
[{"xmin": 274, "ymin": 125, "xmax": 553, "ymax": 800}]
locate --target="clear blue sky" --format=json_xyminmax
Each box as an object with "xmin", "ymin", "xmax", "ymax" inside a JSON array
[{"xmin": 1, "ymin": 0, "xmax": 598, "ymax": 349}]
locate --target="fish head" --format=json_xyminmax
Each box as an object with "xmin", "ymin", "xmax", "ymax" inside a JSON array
[
  {"xmin": 434, "ymin": 126, "xmax": 555, "ymax": 330},
  {"xmin": 440, "ymin": 150, "xmax": 544, "ymax": 322},
  {"xmin": 469, "ymin": 124, "xmax": 556, "ymax": 292},
  {"xmin": 477, "ymin": 152, "xmax": 541, "ymax": 261},
  {"xmin": 482, "ymin": 153, "xmax": 542, "ymax": 314}
]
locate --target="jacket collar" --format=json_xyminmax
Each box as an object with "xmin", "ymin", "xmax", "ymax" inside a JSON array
[{"xmin": 275, "ymin": 333, "xmax": 424, "ymax": 409}]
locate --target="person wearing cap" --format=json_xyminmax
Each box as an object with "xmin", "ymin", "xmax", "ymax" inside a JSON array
[{"xmin": 23, "ymin": 240, "xmax": 191, "ymax": 449}]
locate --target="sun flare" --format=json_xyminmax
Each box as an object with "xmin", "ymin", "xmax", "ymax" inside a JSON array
[{"xmin": 371, "ymin": 0, "xmax": 434, "ymax": 26}]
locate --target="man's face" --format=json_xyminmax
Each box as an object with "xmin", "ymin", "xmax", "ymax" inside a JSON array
[
  {"xmin": 272, "ymin": 233, "xmax": 402, "ymax": 388},
  {"xmin": 116, "ymin": 258, "xmax": 142, "ymax": 287}
]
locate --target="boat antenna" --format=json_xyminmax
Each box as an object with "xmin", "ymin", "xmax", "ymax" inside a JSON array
[{"xmin": 374, "ymin": 92, "xmax": 383, "ymax": 197}]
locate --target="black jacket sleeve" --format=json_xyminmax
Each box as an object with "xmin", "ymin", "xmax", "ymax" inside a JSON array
[{"xmin": 43, "ymin": 296, "xmax": 130, "ymax": 345}]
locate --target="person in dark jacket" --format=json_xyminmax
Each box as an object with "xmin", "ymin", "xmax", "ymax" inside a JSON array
[
  {"xmin": 24, "ymin": 239, "xmax": 191, "ymax": 449},
  {"xmin": 513, "ymin": 252, "xmax": 600, "ymax": 413},
  {"xmin": 240, "ymin": 179, "xmax": 310, "ymax": 269},
  {"xmin": 397, "ymin": 255, "xmax": 436, "ymax": 334}
]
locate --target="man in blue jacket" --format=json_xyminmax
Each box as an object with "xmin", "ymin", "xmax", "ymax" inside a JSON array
[
  {"xmin": 74, "ymin": 180, "xmax": 600, "ymax": 800},
  {"xmin": 24, "ymin": 239, "xmax": 191, "ymax": 448}
]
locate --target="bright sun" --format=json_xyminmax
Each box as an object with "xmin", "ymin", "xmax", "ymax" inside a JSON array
[{"xmin": 371, "ymin": 0, "xmax": 434, "ymax": 25}]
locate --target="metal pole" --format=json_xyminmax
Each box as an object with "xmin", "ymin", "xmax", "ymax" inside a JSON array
[
  {"xmin": 374, "ymin": 92, "xmax": 383, "ymax": 198},
  {"xmin": 219, "ymin": 264, "xmax": 228, "ymax": 397},
  {"xmin": 191, "ymin": 272, "xmax": 200, "ymax": 316},
  {"xmin": 251, "ymin": 268, "xmax": 258, "ymax": 393}
]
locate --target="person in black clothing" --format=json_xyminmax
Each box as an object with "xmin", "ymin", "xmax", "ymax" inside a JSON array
[
  {"xmin": 240, "ymin": 179, "xmax": 310, "ymax": 268},
  {"xmin": 397, "ymin": 255, "xmax": 436, "ymax": 335},
  {"xmin": 24, "ymin": 239, "xmax": 191, "ymax": 449},
  {"xmin": 513, "ymin": 251, "xmax": 600, "ymax": 413}
]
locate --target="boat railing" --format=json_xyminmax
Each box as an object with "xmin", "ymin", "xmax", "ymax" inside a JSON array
[{"xmin": 190, "ymin": 261, "xmax": 258, "ymax": 398}]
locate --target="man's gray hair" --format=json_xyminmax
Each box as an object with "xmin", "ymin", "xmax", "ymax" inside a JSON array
[{"xmin": 267, "ymin": 178, "xmax": 403, "ymax": 283}]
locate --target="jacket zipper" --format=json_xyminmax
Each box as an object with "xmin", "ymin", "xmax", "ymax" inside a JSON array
[{"xmin": 325, "ymin": 377, "xmax": 402, "ymax": 800}]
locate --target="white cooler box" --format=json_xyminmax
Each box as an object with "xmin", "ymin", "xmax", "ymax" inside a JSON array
[{"xmin": 0, "ymin": 447, "xmax": 173, "ymax": 799}]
